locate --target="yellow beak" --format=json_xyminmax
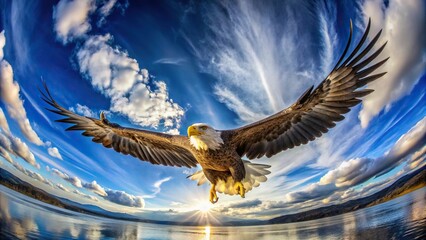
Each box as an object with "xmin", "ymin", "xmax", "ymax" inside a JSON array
[{"xmin": 187, "ymin": 126, "xmax": 200, "ymax": 137}]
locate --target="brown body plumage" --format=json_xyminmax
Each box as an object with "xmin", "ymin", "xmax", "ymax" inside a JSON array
[
  {"xmin": 192, "ymin": 142, "xmax": 246, "ymax": 183},
  {"xmin": 42, "ymin": 19, "xmax": 388, "ymax": 203}
]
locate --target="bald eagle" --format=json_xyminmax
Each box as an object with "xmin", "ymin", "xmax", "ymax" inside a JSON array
[{"xmin": 42, "ymin": 19, "xmax": 387, "ymax": 203}]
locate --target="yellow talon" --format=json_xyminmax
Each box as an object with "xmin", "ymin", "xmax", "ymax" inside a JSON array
[
  {"xmin": 234, "ymin": 181, "xmax": 245, "ymax": 198},
  {"xmin": 209, "ymin": 184, "xmax": 219, "ymax": 204}
]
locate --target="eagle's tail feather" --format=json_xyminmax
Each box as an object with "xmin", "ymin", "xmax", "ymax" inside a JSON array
[{"xmin": 188, "ymin": 170, "xmax": 208, "ymax": 186}]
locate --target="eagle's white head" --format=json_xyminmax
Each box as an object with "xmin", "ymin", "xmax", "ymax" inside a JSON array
[{"xmin": 187, "ymin": 123, "xmax": 224, "ymax": 151}]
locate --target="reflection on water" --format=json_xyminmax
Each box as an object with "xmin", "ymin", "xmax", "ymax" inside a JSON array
[
  {"xmin": 204, "ymin": 226, "xmax": 210, "ymax": 240},
  {"xmin": 0, "ymin": 185, "xmax": 425, "ymax": 239}
]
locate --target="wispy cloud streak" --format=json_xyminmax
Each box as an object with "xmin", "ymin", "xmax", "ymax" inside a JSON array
[
  {"xmin": 143, "ymin": 177, "xmax": 172, "ymax": 199},
  {"xmin": 190, "ymin": 1, "xmax": 337, "ymax": 123}
]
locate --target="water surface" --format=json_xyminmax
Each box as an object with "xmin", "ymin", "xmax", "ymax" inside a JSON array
[{"xmin": 1, "ymin": 185, "xmax": 425, "ymax": 239}]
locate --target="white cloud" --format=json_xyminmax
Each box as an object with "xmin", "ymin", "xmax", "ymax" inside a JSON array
[
  {"xmin": 98, "ymin": 0, "xmax": 117, "ymax": 16},
  {"xmin": 9, "ymin": 160, "xmax": 54, "ymax": 187},
  {"xmin": 83, "ymin": 180, "xmax": 107, "ymax": 196},
  {"xmin": 0, "ymin": 107, "xmax": 11, "ymax": 136},
  {"xmin": 67, "ymin": 176, "xmax": 82, "ymax": 188},
  {"xmin": 69, "ymin": 104, "xmax": 97, "ymax": 118},
  {"xmin": 340, "ymin": 180, "xmax": 392, "ymax": 202},
  {"xmin": 153, "ymin": 58, "xmax": 186, "ymax": 65},
  {"xmin": 51, "ymin": 168, "xmax": 68, "ymax": 179},
  {"xmin": 88, "ymin": 195, "xmax": 99, "ymax": 202},
  {"xmin": 81, "ymin": 179, "xmax": 145, "ymax": 207},
  {"xmin": 52, "ymin": 168, "xmax": 83, "ymax": 188},
  {"xmin": 286, "ymin": 183, "xmax": 337, "ymax": 204},
  {"xmin": 0, "ymin": 34, "xmax": 65, "ymax": 162},
  {"xmin": 76, "ymin": 34, "xmax": 143, "ymax": 95},
  {"xmin": 0, "ymin": 146, "xmax": 13, "ymax": 163},
  {"xmin": 319, "ymin": 157, "xmax": 372, "ymax": 187},
  {"xmin": 322, "ymin": 117, "xmax": 425, "ymax": 187},
  {"xmin": 73, "ymin": 189, "xmax": 84, "ymax": 195},
  {"xmin": 73, "ymin": 189, "xmax": 99, "ymax": 202},
  {"xmin": 52, "ymin": 168, "xmax": 146, "ymax": 207},
  {"xmin": 53, "ymin": 0, "xmax": 96, "ymax": 44},
  {"xmin": 0, "ymin": 132, "xmax": 12, "ymax": 154},
  {"xmin": 26, "ymin": 170, "xmax": 50, "ymax": 185},
  {"xmin": 287, "ymin": 117, "xmax": 426, "ymax": 203},
  {"xmin": 50, "ymin": 167, "xmax": 144, "ymax": 207},
  {"xmin": 11, "ymin": 161, "xmax": 25, "ymax": 173},
  {"xmin": 0, "ymin": 34, "xmax": 65, "ymax": 168},
  {"xmin": 48, "ymin": 147, "xmax": 63, "ymax": 160},
  {"xmin": 97, "ymin": 0, "xmax": 119, "ymax": 26},
  {"xmin": 0, "ymin": 130, "xmax": 38, "ymax": 168},
  {"xmin": 0, "ymin": 58, "xmax": 43, "ymax": 145},
  {"xmin": 76, "ymin": 34, "xmax": 185, "ymax": 131},
  {"xmin": 10, "ymin": 136, "xmax": 38, "ymax": 168},
  {"xmin": 0, "ymin": 30, "xmax": 5, "ymax": 60},
  {"xmin": 410, "ymin": 145, "xmax": 426, "ymax": 163},
  {"xmin": 52, "ymin": 0, "xmax": 181, "ymax": 132},
  {"xmin": 359, "ymin": 0, "xmax": 426, "ymax": 127},
  {"xmin": 105, "ymin": 189, "xmax": 145, "ymax": 208},
  {"xmin": 53, "ymin": 0, "xmax": 125, "ymax": 43},
  {"xmin": 406, "ymin": 146, "xmax": 426, "ymax": 170},
  {"xmin": 56, "ymin": 183, "xmax": 70, "ymax": 192},
  {"xmin": 215, "ymin": 199, "xmax": 263, "ymax": 214},
  {"xmin": 164, "ymin": 128, "xmax": 180, "ymax": 135},
  {"xmin": 387, "ymin": 118, "xmax": 426, "ymax": 159}
]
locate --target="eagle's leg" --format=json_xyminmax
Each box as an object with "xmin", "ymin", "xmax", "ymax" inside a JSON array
[
  {"xmin": 229, "ymin": 165, "xmax": 246, "ymax": 198},
  {"xmin": 209, "ymin": 184, "xmax": 218, "ymax": 204},
  {"xmin": 234, "ymin": 182, "xmax": 245, "ymax": 198}
]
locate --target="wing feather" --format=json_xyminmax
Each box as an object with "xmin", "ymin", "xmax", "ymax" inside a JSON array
[
  {"xmin": 222, "ymin": 18, "xmax": 388, "ymax": 159},
  {"xmin": 40, "ymin": 84, "xmax": 198, "ymax": 168}
]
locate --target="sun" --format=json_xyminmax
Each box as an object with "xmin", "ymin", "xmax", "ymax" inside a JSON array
[
  {"xmin": 197, "ymin": 201, "xmax": 213, "ymax": 213},
  {"xmin": 181, "ymin": 198, "xmax": 221, "ymax": 225}
]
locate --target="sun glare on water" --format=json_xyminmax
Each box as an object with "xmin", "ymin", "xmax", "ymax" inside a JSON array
[{"xmin": 204, "ymin": 226, "xmax": 211, "ymax": 240}]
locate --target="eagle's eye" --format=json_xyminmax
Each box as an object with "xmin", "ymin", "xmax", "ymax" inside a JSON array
[{"xmin": 200, "ymin": 126, "xmax": 208, "ymax": 131}]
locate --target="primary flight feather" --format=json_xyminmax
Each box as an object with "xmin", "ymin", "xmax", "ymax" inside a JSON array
[{"xmin": 42, "ymin": 19, "xmax": 388, "ymax": 203}]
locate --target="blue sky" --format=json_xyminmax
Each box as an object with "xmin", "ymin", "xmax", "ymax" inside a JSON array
[{"xmin": 0, "ymin": 0, "xmax": 425, "ymax": 223}]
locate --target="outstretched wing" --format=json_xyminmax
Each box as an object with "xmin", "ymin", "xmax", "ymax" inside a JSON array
[
  {"xmin": 41, "ymin": 84, "xmax": 198, "ymax": 168},
  {"xmin": 222, "ymin": 19, "xmax": 388, "ymax": 159}
]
